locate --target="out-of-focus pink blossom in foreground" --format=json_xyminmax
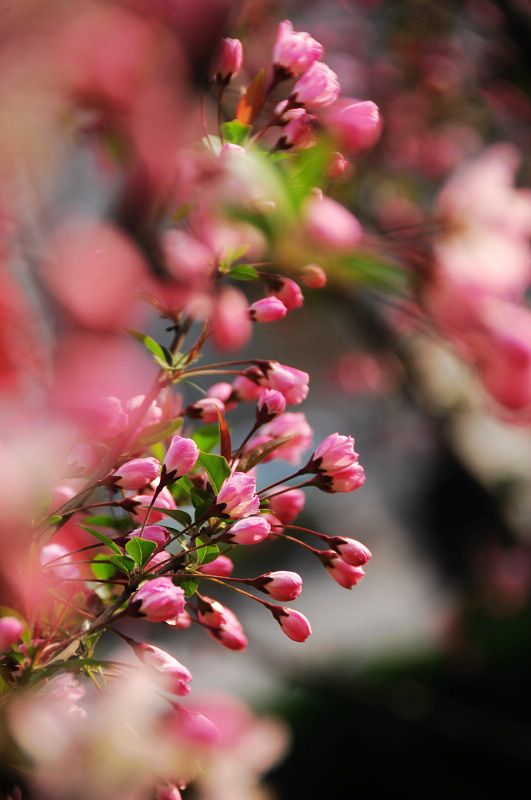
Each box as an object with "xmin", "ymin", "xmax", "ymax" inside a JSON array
[
  {"xmin": 301, "ymin": 264, "xmax": 327, "ymax": 288},
  {"xmin": 0, "ymin": 617, "xmax": 24, "ymax": 652},
  {"xmin": 303, "ymin": 192, "xmax": 363, "ymax": 251},
  {"xmin": 139, "ymin": 644, "xmax": 192, "ymax": 696},
  {"xmin": 321, "ymin": 98, "xmax": 381, "ymax": 152}
]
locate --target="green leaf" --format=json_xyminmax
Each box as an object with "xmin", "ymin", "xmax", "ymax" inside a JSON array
[
  {"xmin": 131, "ymin": 418, "xmax": 182, "ymax": 451},
  {"xmin": 78, "ymin": 525, "xmax": 122, "ymax": 555},
  {"xmin": 107, "ymin": 554, "xmax": 136, "ymax": 575},
  {"xmin": 125, "ymin": 538, "xmax": 157, "ymax": 570},
  {"xmin": 195, "ymin": 541, "xmax": 220, "ymax": 567},
  {"xmin": 192, "ymin": 423, "xmax": 220, "ymax": 453},
  {"xmin": 237, "ymin": 435, "xmax": 296, "ymax": 473},
  {"xmin": 126, "ymin": 329, "xmax": 171, "ymax": 364},
  {"xmin": 91, "ymin": 554, "xmax": 116, "ymax": 581},
  {"xmin": 83, "ymin": 515, "xmax": 130, "ymax": 531},
  {"xmin": 179, "ymin": 576, "xmax": 199, "ymax": 597},
  {"xmin": 336, "ymin": 253, "xmax": 407, "ymax": 293},
  {"xmin": 47, "ymin": 515, "xmax": 63, "ymax": 525},
  {"xmin": 197, "ymin": 452, "xmax": 231, "ymax": 494},
  {"xmin": 221, "ymin": 119, "xmax": 252, "ymax": 146},
  {"xmin": 228, "ymin": 264, "xmax": 259, "ymax": 281},
  {"xmin": 153, "ymin": 507, "xmax": 192, "ymax": 527},
  {"xmin": 190, "ymin": 487, "xmax": 214, "ymax": 522}
]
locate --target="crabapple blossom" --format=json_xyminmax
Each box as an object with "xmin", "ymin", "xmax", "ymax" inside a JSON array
[
  {"xmin": 134, "ymin": 578, "xmax": 185, "ymax": 623},
  {"xmin": 156, "ymin": 784, "xmax": 182, "ymax": 800},
  {"xmin": 256, "ymin": 389, "xmax": 286, "ymax": 424},
  {"xmin": 163, "ymin": 435, "xmax": 200, "ymax": 479},
  {"xmin": 0, "ymin": 616, "xmax": 24, "ymax": 652},
  {"xmin": 270, "ymin": 277, "xmax": 304, "ymax": 310},
  {"xmin": 255, "ymin": 361, "xmax": 310, "ymax": 405},
  {"xmin": 198, "ymin": 555, "xmax": 234, "ymax": 577},
  {"xmin": 303, "ymin": 192, "xmax": 363, "ymax": 250},
  {"xmin": 273, "ymin": 20, "xmax": 324, "ymax": 75},
  {"xmin": 232, "ymin": 375, "xmax": 264, "ymax": 402},
  {"xmin": 66, "ymin": 443, "xmax": 100, "ymax": 475},
  {"xmin": 268, "ymin": 488, "xmax": 306, "ymax": 523},
  {"xmin": 185, "ymin": 396, "xmax": 225, "ymax": 423},
  {"xmin": 310, "ymin": 432, "xmax": 359, "ymax": 474},
  {"xmin": 321, "ymin": 99, "xmax": 382, "ymax": 152},
  {"xmin": 314, "ymin": 462, "xmax": 366, "ymax": 493},
  {"xmin": 301, "ymin": 264, "xmax": 327, "ymax": 288},
  {"xmin": 252, "ymin": 571, "xmax": 303, "ymax": 601},
  {"xmin": 224, "ymin": 515, "xmax": 271, "ymax": 545},
  {"xmin": 326, "ymin": 152, "xmax": 348, "ymax": 179},
  {"xmin": 249, "ymin": 296, "xmax": 287, "ymax": 322},
  {"xmin": 269, "ymin": 605, "xmax": 312, "ymax": 642},
  {"xmin": 258, "ymin": 411, "xmax": 313, "ymax": 464},
  {"xmin": 210, "ymin": 38, "xmax": 243, "ymax": 84},
  {"xmin": 323, "ymin": 552, "xmax": 366, "ymax": 589},
  {"xmin": 130, "ymin": 486, "xmax": 177, "ymax": 523},
  {"xmin": 331, "ymin": 537, "xmax": 372, "ymax": 567},
  {"xmin": 216, "ymin": 472, "xmax": 260, "ymax": 518},
  {"xmin": 40, "ymin": 544, "xmax": 79, "ymax": 581},
  {"xmin": 199, "ymin": 598, "xmax": 247, "ymax": 651},
  {"xmin": 129, "ymin": 525, "xmax": 171, "ymax": 548},
  {"xmin": 292, "ymin": 62, "xmax": 340, "ymax": 108},
  {"xmin": 139, "ymin": 644, "xmax": 192, "ymax": 696},
  {"xmin": 113, "ymin": 457, "xmax": 161, "ymax": 489},
  {"xmin": 280, "ymin": 109, "xmax": 318, "ymax": 150}
]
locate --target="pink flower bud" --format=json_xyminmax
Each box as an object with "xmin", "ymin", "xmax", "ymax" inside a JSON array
[
  {"xmin": 323, "ymin": 552, "xmax": 365, "ymax": 588},
  {"xmin": 198, "ymin": 555, "xmax": 234, "ymax": 577},
  {"xmin": 270, "ymin": 277, "xmax": 304, "ymax": 310},
  {"xmin": 256, "ymin": 361, "xmax": 309, "ymax": 405},
  {"xmin": 268, "ymin": 488, "xmax": 306, "ymax": 523},
  {"xmin": 199, "ymin": 597, "xmax": 247, "ymax": 651},
  {"xmin": 156, "ymin": 784, "xmax": 182, "ymax": 800},
  {"xmin": 185, "ymin": 397, "xmax": 225, "ymax": 423},
  {"xmin": 225, "ymin": 515, "xmax": 271, "ymax": 545},
  {"xmin": 206, "ymin": 382, "xmax": 234, "ymax": 402},
  {"xmin": 253, "ymin": 571, "xmax": 303, "ymax": 601},
  {"xmin": 216, "ymin": 472, "xmax": 260, "ymax": 519},
  {"xmin": 304, "ymin": 193, "xmax": 363, "ymax": 251},
  {"xmin": 301, "ymin": 264, "xmax": 327, "ymax": 288},
  {"xmin": 139, "ymin": 643, "xmax": 192, "ymax": 696},
  {"xmin": 134, "ymin": 577, "xmax": 185, "ymax": 622},
  {"xmin": 292, "ymin": 62, "xmax": 340, "ymax": 108},
  {"xmin": 130, "ymin": 485, "xmax": 177, "ymax": 523},
  {"xmin": 211, "ymin": 37, "xmax": 243, "ymax": 84},
  {"xmin": 259, "ymin": 411, "xmax": 313, "ymax": 464},
  {"xmin": 232, "ymin": 375, "xmax": 264, "ymax": 402},
  {"xmin": 113, "ymin": 456, "xmax": 161, "ymax": 489},
  {"xmin": 273, "ymin": 20, "xmax": 324, "ymax": 75},
  {"xmin": 249, "ymin": 296, "xmax": 288, "ymax": 322},
  {"xmin": 163, "ymin": 435, "xmax": 200, "ymax": 478},
  {"xmin": 0, "ymin": 616, "xmax": 24, "ymax": 652},
  {"xmin": 269, "ymin": 605, "xmax": 312, "ymax": 641},
  {"xmin": 311, "ymin": 433, "xmax": 359, "ymax": 474},
  {"xmin": 66, "ymin": 443, "xmax": 100, "ymax": 475},
  {"xmin": 256, "ymin": 389, "xmax": 286, "ymax": 423},
  {"xmin": 280, "ymin": 109, "xmax": 318, "ymax": 150},
  {"xmin": 326, "ymin": 151, "xmax": 348, "ymax": 179},
  {"xmin": 129, "ymin": 525, "xmax": 171, "ymax": 548},
  {"xmin": 165, "ymin": 609, "xmax": 192, "ymax": 629},
  {"xmin": 327, "ymin": 462, "xmax": 365, "ymax": 493},
  {"xmin": 321, "ymin": 98, "xmax": 381, "ymax": 152},
  {"xmin": 332, "ymin": 537, "xmax": 372, "ymax": 567}
]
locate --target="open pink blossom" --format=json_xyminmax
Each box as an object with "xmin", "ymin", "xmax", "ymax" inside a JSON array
[
  {"xmin": 257, "ymin": 361, "xmax": 309, "ymax": 405},
  {"xmin": 273, "ymin": 20, "xmax": 324, "ymax": 75},
  {"xmin": 216, "ymin": 472, "xmax": 260, "ymax": 518},
  {"xmin": 292, "ymin": 61, "xmax": 340, "ymax": 108},
  {"xmin": 139, "ymin": 644, "xmax": 192, "ymax": 696},
  {"xmin": 259, "ymin": 411, "xmax": 313, "ymax": 464},
  {"xmin": 134, "ymin": 577, "xmax": 185, "ymax": 622},
  {"xmin": 310, "ymin": 432, "xmax": 359, "ymax": 474}
]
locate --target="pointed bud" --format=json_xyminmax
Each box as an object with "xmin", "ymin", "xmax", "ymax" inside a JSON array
[
  {"xmin": 269, "ymin": 605, "xmax": 312, "ymax": 642},
  {"xmin": 224, "ymin": 515, "xmax": 271, "ymax": 545},
  {"xmin": 256, "ymin": 389, "xmax": 286, "ymax": 424},
  {"xmin": 249, "ymin": 296, "xmax": 288, "ymax": 322},
  {"xmin": 163, "ymin": 435, "xmax": 200, "ymax": 479},
  {"xmin": 134, "ymin": 578, "xmax": 185, "ymax": 622},
  {"xmin": 331, "ymin": 537, "xmax": 372, "ymax": 567},
  {"xmin": 252, "ymin": 571, "xmax": 303, "ymax": 601},
  {"xmin": 113, "ymin": 456, "xmax": 161, "ymax": 489},
  {"xmin": 211, "ymin": 38, "xmax": 243, "ymax": 84}
]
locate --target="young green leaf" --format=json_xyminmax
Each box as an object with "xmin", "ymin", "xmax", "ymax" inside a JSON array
[
  {"xmin": 228, "ymin": 264, "xmax": 259, "ymax": 281},
  {"xmin": 126, "ymin": 329, "xmax": 171, "ymax": 364},
  {"xmin": 197, "ymin": 452, "xmax": 231, "ymax": 494},
  {"xmin": 78, "ymin": 525, "xmax": 123, "ymax": 555},
  {"xmin": 179, "ymin": 576, "xmax": 199, "ymax": 597},
  {"xmin": 192, "ymin": 423, "xmax": 220, "ymax": 452},
  {"xmin": 107, "ymin": 554, "xmax": 136, "ymax": 575},
  {"xmin": 125, "ymin": 538, "xmax": 157, "ymax": 570}
]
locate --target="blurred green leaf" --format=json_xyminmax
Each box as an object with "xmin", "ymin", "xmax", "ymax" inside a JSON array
[
  {"xmin": 221, "ymin": 119, "xmax": 252, "ymax": 145},
  {"xmin": 192, "ymin": 423, "xmax": 220, "ymax": 452},
  {"xmin": 126, "ymin": 329, "xmax": 171, "ymax": 365},
  {"xmin": 229, "ymin": 264, "xmax": 259, "ymax": 281},
  {"xmin": 91, "ymin": 554, "xmax": 116, "ymax": 581}
]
